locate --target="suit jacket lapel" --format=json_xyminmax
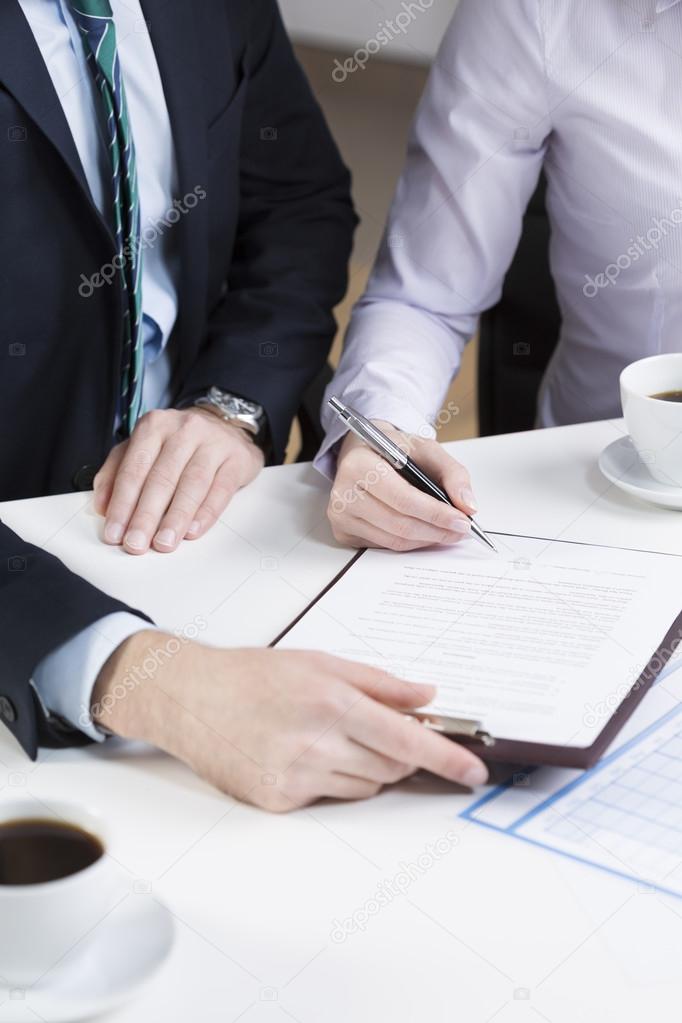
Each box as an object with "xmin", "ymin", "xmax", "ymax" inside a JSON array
[
  {"xmin": 2, "ymin": 0, "xmax": 210, "ymax": 369},
  {"xmin": 0, "ymin": 2, "xmax": 102, "ymax": 215},
  {"xmin": 141, "ymin": 0, "xmax": 210, "ymax": 370}
]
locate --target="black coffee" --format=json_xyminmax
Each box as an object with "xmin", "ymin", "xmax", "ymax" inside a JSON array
[
  {"xmin": 0, "ymin": 819, "xmax": 103, "ymax": 885},
  {"xmin": 650, "ymin": 390, "xmax": 682, "ymax": 402}
]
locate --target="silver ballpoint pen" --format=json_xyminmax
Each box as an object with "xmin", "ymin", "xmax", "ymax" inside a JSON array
[{"xmin": 328, "ymin": 396, "xmax": 498, "ymax": 553}]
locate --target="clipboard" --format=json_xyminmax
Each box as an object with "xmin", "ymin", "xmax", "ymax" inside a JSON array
[
  {"xmin": 411, "ymin": 608, "xmax": 682, "ymax": 768},
  {"xmin": 272, "ymin": 547, "xmax": 682, "ymax": 771}
]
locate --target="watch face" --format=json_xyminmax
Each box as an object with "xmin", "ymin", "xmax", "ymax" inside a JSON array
[
  {"xmin": 208, "ymin": 387, "xmax": 260, "ymax": 418},
  {"xmin": 224, "ymin": 395, "xmax": 259, "ymax": 417},
  {"xmin": 202, "ymin": 388, "xmax": 268, "ymax": 450}
]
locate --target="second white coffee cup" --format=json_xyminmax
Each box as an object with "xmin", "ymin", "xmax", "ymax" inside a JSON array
[{"xmin": 620, "ymin": 353, "xmax": 682, "ymax": 487}]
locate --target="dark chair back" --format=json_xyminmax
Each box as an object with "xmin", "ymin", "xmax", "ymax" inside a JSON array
[
  {"xmin": 297, "ymin": 362, "xmax": 334, "ymax": 462},
  {"xmin": 477, "ymin": 173, "xmax": 561, "ymax": 436}
]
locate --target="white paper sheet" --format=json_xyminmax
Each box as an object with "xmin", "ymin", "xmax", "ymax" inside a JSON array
[{"xmin": 276, "ymin": 535, "xmax": 682, "ymax": 749}]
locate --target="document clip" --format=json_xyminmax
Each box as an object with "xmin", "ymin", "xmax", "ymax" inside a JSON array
[{"xmin": 413, "ymin": 712, "xmax": 496, "ymax": 748}]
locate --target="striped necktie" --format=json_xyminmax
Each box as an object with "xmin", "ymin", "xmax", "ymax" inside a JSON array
[{"xmin": 68, "ymin": 0, "xmax": 144, "ymax": 436}]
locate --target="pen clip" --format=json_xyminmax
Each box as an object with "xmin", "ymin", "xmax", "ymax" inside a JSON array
[{"xmin": 412, "ymin": 711, "xmax": 496, "ymax": 747}]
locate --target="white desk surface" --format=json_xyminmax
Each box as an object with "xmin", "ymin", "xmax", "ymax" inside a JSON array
[{"xmin": 2, "ymin": 418, "xmax": 682, "ymax": 1022}]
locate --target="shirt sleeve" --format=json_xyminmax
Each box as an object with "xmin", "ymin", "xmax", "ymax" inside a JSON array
[
  {"xmin": 315, "ymin": 0, "xmax": 552, "ymax": 479},
  {"xmin": 31, "ymin": 613, "xmax": 156, "ymax": 742}
]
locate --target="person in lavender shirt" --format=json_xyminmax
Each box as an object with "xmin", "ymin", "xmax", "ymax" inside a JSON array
[{"xmin": 319, "ymin": 0, "xmax": 682, "ymax": 548}]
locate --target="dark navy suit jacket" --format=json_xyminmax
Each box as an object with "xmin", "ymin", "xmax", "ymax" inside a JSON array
[{"xmin": 0, "ymin": 0, "xmax": 356, "ymax": 756}]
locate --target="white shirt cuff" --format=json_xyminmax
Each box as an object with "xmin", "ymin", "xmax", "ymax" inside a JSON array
[{"xmin": 31, "ymin": 613, "xmax": 155, "ymax": 742}]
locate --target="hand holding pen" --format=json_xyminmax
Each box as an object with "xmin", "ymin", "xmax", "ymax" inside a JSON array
[{"xmin": 327, "ymin": 398, "xmax": 497, "ymax": 553}]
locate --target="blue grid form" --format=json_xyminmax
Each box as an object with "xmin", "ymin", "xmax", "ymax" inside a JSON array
[{"xmin": 462, "ymin": 668, "xmax": 682, "ymax": 898}]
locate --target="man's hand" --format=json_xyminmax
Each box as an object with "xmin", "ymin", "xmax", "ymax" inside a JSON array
[
  {"xmin": 93, "ymin": 408, "xmax": 264, "ymax": 555},
  {"xmin": 92, "ymin": 632, "xmax": 488, "ymax": 811},
  {"xmin": 329, "ymin": 421, "xmax": 477, "ymax": 551}
]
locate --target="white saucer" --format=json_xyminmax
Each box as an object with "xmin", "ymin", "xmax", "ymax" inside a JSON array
[
  {"xmin": 599, "ymin": 435, "xmax": 682, "ymax": 511},
  {"xmin": 0, "ymin": 896, "xmax": 174, "ymax": 1023}
]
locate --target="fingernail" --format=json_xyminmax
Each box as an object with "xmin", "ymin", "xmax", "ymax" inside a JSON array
[
  {"xmin": 104, "ymin": 522, "xmax": 124, "ymax": 544},
  {"xmin": 462, "ymin": 762, "xmax": 488, "ymax": 788},
  {"xmin": 155, "ymin": 528, "xmax": 176, "ymax": 549},
  {"xmin": 186, "ymin": 520, "xmax": 201, "ymax": 537},
  {"xmin": 450, "ymin": 518, "xmax": 471, "ymax": 536},
  {"xmin": 124, "ymin": 529, "xmax": 146, "ymax": 551},
  {"xmin": 459, "ymin": 487, "xmax": 478, "ymax": 512}
]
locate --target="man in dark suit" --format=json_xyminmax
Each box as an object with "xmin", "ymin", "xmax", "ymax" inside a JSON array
[{"xmin": 0, "ymin": 0, "xmax": 487, "ymax": 810}]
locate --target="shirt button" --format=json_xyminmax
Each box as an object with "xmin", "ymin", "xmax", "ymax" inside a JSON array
[
  {"xmin": 72, "ymin": 465, "xmax": 98, "ymax": 491},
  {"xmin": 0, "ymin": 696, "xmax": 17, "ymax": 723}
]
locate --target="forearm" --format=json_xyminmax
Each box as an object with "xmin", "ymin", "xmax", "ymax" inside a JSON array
[
  {"xmin": 0, "ymin": 520, "xmax": 152, "ymax": 757},
  {"xmin": 314, "ymin": 298, "xmax": 465, "ymax": 479},
  {"xmin": 90, "ymin": 636, "xmax": 488, "ymax": 811},
  {"xmin": 91, "ymin": 629, "xmax": 165, "ymax": 743}
]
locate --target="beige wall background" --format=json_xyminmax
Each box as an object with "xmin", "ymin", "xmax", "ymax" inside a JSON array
[{"xmin": 281, "ymin": 0, "xmax": 460, "ymax": 61}]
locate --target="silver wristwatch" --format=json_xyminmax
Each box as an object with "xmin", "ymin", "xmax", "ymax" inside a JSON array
[{"xmin": 194, "ymin": 386, "xmax": 269, "ymax": 451}]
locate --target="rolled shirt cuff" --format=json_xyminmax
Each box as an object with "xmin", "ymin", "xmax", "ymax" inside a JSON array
[{"xmin": 31, "ymin": 612, "xmax": 156, "ymax": 742}]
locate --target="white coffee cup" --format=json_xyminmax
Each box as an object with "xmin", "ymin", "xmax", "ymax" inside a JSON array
[
  {"xmin": 620, "ymin": 353, "xmax": 682, "ymax": 487},
  {"xmin": 0, "ymin": 801, "xmax": 122, "ymax": 988}
]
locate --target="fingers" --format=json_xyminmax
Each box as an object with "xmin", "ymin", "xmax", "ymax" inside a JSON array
[
  {"xmin": 332, "ymin": 519, "xmax": 437, "ymax": 553},
  {"xmin": 321, "ymin": 774, "xmax": 383, "ymax": 801},
  {"xmin": 103, "ymin": 423, "xmax": 164, "ymax": 546},
  {"xmin": 410, "ymin": 443, "xmax": 477, "ymax": 515},
  {"xmin": 332, "ymin": 658, "xmax": 436, "ymax": 709},
  {"xmin": 261, "ymin": 772, "xmax": 384, "ymax": 811},
  {"xmin": 93, "ymin": 443, "xmax": 126, "ymax": 516},
  {"xmin": 148, "ymin": 449, "xmax": 228, "ymax": 553},
  {"xmin": 365, "ymin": 464, "xmax": 468, "ymax": 528},
  {"xmin": 345, "ymin": 740, "xmax": 417, "ymax": 785},
  {"xmin": 330, "ymin": 440, "xmax": 475, "ymax": 552},
  {"xmin": 183, "ymin": 461, "xmax": 241, "ymax": 542},
  {"xmin": 97, "ymin": 410, "xmax": 259, "ymax": 555},
  {"xmin": 347, "ymin": 698, "xmax": 488, "ymax": 788},
  {"xmin": 116, "ymin": 435, "xmax": 197, "ymax": 555},
  {"xmin": 348, "ymin": 491, "xmax": 471, "ymax": 548}
]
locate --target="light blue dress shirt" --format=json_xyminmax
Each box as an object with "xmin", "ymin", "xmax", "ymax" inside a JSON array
[{"xmin": 19, "ymin": 0, "xmax": 180, "ymax": 739}]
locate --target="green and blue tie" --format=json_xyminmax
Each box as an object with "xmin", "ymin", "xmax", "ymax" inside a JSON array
[{"xmin": 68, "ymin": 0, "xmax": 144, "ymax": 436}]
